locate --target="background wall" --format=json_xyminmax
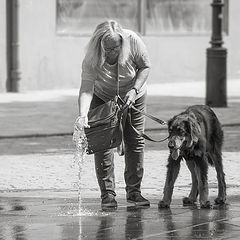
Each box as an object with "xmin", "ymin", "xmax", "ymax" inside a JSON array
[
  {"xmin": 19, "ymin": 0, "xmax": 88, "ymax": 91},
  {"xmin": 227, "ymin": 0, "xmax": 240, "ymax": 81},
  {"xmin": 1, "ymin": 0, "xmax": 240, "ymax": 92},
  {"xmin": 0, "ymin": 0, "xmax": 6, "ymax": 92}
]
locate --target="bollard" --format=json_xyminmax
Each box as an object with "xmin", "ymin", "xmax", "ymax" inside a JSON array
[
  {"xmin": 206, "ymin": 0, "xmax": 227, "ymax": 107},
  {"xmin": 6, "ymin": 0, "xmax": 21, "ymax": 92}
]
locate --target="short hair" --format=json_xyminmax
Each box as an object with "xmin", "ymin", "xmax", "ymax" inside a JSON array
[{"xmin": 84, "ymin": 20, "xmax": 130, "ymax": 69}]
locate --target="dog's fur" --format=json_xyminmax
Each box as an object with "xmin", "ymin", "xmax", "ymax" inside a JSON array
[{"xmin": 159, "ymin": 105, "xmax": 226, "ymax": 208}]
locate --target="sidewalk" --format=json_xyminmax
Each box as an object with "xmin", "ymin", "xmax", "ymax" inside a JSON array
[{"xmin": 0, "ymin": 80, "xmax": 240, "ymax": 137}]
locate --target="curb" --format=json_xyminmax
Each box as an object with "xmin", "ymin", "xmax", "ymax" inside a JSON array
[{"xmin": 0, "ymin": 123, "xmax": 239, "ymax": 139}]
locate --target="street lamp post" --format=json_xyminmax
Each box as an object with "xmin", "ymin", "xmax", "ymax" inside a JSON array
[
  {"xmin": 6, "ymin": 0, "xmax": 21, "ymax": 92},
  {"xmin": 206, "ymin": 0, "xmax": 227, "ymax": 107}
]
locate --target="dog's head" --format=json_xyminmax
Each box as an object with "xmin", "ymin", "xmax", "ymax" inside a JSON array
[{"xmin": 167, "ymin": 113, "xmax": 201, "ymax": 160}]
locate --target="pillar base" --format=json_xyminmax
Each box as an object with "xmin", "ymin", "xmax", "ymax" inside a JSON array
[{"xmin": 206, "ymin": 47, "xmax": 227, "ymax": 108}]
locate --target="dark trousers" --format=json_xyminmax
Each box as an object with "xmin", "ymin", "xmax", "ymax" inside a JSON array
[{"xmin": 90, "ymin": 94, "xmax": 146, "ymax": 199}]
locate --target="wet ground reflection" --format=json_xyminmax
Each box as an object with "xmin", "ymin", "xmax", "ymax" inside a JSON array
[
  {"xmin": 1, "ymin": 196, "xmax": 240, "ymax": 239},
  {"xmin": 157, "ymin": 206, "xmax": 231, "ymax": 239}
]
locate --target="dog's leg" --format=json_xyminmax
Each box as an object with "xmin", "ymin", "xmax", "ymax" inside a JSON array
[
  {"xmin": 158, "ymin": 157, "xmax": 181, "ymax": 208},
  {"xmin": 212, "ymin": 153, "xmax": 227, "ymax": 204},
  {"xmin": 194, "ymin": 157, "xmax": 211, "ymax": 208},
  {"xmin": 183, "ymin": 160, "xmax": 198, "ymax": 206}
]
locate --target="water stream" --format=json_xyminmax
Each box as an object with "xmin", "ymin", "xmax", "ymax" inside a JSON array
[{"xmin": 72, "ymin": 118, "xmax": 88, "ymax": 215}]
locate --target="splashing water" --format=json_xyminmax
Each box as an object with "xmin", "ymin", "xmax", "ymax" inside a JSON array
[
  {"xmin": 59, "ymin": 204, "xmax": 109, "ymax": 217},
  {"xmin": 72, "ymin": 117, "xmax": 88, "ymax": 215},
  {"xmin": 72, "ymin": 118, "xmax": 109, "ymax": 219}
]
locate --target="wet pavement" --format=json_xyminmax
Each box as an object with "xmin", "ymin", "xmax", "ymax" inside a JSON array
[
  {"xmin": 1, "ymin": 150, "xmax": 240, "ymax": 239},
  {"xmin": 1, "ymin": 196, "xmax": 240, "ymax": 240}
]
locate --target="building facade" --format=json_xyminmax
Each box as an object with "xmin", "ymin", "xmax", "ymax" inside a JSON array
[{"xmin": 0, "ymin": 0, "xmax": 239, "ymax": 92}]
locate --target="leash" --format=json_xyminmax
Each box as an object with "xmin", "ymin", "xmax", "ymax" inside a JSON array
[
  {"xmin": 116, "ymin": 62, "xmax": 168, "ymax": 143},
  {"xmin": 117, "ymin": 96, "xmax": 169, "ymax": 143},
  {"xmin": 128, "ymin": 106, "xmax": 169, "ymax": 143},
  {"xmin": 131, "ymin": 105, "xmax": 166, "ymax": 125}
]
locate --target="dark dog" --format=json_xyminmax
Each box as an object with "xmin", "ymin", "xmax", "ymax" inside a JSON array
[{"xmin": 158, "ymin": 105, "xmax": 226, "ymax": 208}]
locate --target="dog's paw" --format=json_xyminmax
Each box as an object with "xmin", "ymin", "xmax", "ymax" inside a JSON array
[
  {"xmin": 158, "ymin": 200, "xmax": 170, "ymax": 209},
  {"xmin": 214, "ymin": 197, "xmax": 226, "ymax": 205},
  {"xmin": 182, "ymin": 197, "xmax": 197, "ymax": 206},
  {"xmin": 200, "ymin": 201, "xmax": 212, "ymax": 209}
]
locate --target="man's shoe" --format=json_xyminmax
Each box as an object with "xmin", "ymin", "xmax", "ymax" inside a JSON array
[
  {"xmin": 127, "ymin": 192, "xmax": 150, "ymax": 206},
  {"xmin": 101, "ymin": 194, "xmax": 117, "ymax": 210}
]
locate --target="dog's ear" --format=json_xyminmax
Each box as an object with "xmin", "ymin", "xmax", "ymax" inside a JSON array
[
  {"xmin": 185, "ymin": 115, "xmax": 201, "ymax": 148},
  {"xmin": 167, "ymin": 117, "xmax": 174, "ymax": 131}
]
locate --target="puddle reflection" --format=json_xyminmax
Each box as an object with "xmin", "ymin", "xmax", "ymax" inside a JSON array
[
  {"xmin": 0, "ymin": 224, "xmax": 27, "ymax": 240},
  {"xmin": 60, "ymin": 221, "xmax": 81, "ymax": 240},
  {"xmin": 125, "ymin": 206, "xmax": 146, "ymax": 240},
  {"xmin": 191, "ymin": 206, "xmax": 229, "ymax": 239},
  {"xmin": 158, "ymin": 205, "xmax": 230, "ymax": 239},
  {"xmin": 96, "ymin": 216, "xmax": 114, "ymax": 240},
  {"xmin": 95, "ymin": 206, "xmax": 146, "ymax": 240},
  {"xmin": 0, "ymin": 200, "xmax": 235, "ymax": 240},
  {"xmin": 158, "ymin": 208, "xmax": 181, "ymax": 239},
  {"xmin": 0, "ymin": 199, "xmax": 26, "ymax": 212},
  {"xmin": 10, "ymin": 199, "xmax": 26, "ymax": 211},
  {"xmin": 12, "ymin": 225, "xmax": 27, "ymax": 240}
]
